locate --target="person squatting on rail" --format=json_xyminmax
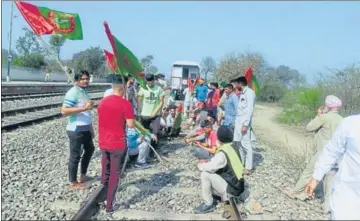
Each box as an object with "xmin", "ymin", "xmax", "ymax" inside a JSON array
[
  {"xmin": 97, "ymin": 75, "xmax": 135, "ymax": 213},
  {"xmin": 61, "ymin": 70, "xmax": 95, "ymax": 190},
  {"xmin": 194, "ymin": 126, "xmax": 245, "ymax": 214}
]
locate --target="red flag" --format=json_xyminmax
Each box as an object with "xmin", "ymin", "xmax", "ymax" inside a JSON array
[
  {"xmin": 104, "ymin": 50, "xmax": 116, "ymax": 72},
  {"xmin": 177, "ymin": 103, "xmax": 183, "ymax": 113},
  {"xmin": 244, "ymin": 66, "xmax": 260, "ymax": 96},
  {"xmin": 15, "ymin": 1, "xmax": 54, "ymax": 35},
  {"xmin": 244, "ymin": 67, "xmax": 252, "ymax": 83},
  {"xmin": 188, "ymin": 78, "xmax": 194, "ymax": 92},
  {"xmin": 15, "ymin": 1, "xmax": 83, "ymax": 40}
]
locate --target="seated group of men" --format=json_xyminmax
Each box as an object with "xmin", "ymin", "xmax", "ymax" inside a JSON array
[{"xmin": 182, "ymin": 103, "xmax": 245, "ymax": 215}]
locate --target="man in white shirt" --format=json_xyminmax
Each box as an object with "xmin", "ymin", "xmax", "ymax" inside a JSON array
[{"xmin": 305, "ymin": 114, "xmax": 360, "ymax": 220}]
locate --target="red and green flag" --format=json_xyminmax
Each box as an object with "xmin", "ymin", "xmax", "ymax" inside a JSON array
[
  {"xmin": 103, "ymin": 21, "xmax": 147, "ymax": 89},
  {"xmin": 134, "ymin": 120, "xmax": 152, "ymax": 138},
  {"xmin": 15, "ymin": 1, "xmax": 83, "ymax": 40},
  {"xmin": 244, "ymin": 67, "xmax": 260, "ymax": 96}
]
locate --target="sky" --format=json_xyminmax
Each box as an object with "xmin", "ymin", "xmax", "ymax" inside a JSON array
[{"xmin": 1, "ymin": 1, "xmax": 360, "ymax": 82}]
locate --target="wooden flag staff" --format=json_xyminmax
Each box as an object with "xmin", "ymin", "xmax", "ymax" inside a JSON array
[{"xmin": 36, "ymin": 35, "xmax": 74, "ymax": 84}]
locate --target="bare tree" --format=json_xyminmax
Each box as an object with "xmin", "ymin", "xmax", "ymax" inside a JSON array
[
  {"xmin": 140, "ymin": 55, "xmax": 158, "ymax": 75},
  {"xmin": 201, "ymin": 56, "xmax": 216, "ymax": 82},
  {"xmin": 214, "ymin": 51, "xmax": 266, "ymax": 82}
]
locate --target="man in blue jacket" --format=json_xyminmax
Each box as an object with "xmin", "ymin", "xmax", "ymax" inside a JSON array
[{"xmin": 195, "ymin": 78, "xmax": 208, "ymax": 103}]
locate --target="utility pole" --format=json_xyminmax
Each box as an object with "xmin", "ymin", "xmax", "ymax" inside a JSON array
[{"xmin": 6, "ymin": 1, "xmax": 14, "ymax": 82}]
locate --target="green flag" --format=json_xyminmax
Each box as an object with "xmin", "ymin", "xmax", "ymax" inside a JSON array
[
  {"xmin": 104, "ymin": 21, "xmax": 147, "ymax": 89},
  {"xmin": 15, "ymin": 1, "xmax": 83, "ymax": 40}
]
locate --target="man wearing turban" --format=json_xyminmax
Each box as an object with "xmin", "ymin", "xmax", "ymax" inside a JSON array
[{"xmin": 279, "ymin": 95, "xmax": 343, "ymax": 215}]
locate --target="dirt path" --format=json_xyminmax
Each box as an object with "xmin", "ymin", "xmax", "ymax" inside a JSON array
[{"xmin": 252, "ymin": 104, "xmax": 312, "ymax": 156}]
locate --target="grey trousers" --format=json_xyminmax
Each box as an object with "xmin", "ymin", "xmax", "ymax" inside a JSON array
[
  {"xmin": 128, "ymin": 141, "xmax": 150, "ymax": 164},
  {"xmin": 233, "ymin": 128, "xmax": 254, "ymax": 169},
  {"xmin": 293, "ymin": 148, "xmax": 336, "ymax": 213},
  {"xmin": 201, "ymin": 171, "xmax": 229, "ymax": 205}
]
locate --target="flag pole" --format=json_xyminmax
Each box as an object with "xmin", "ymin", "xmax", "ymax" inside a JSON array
[
  {"xmin": 6, "ymin": 1, "xmax": 14, "ymax": 82},
  {"xmin": 36, "ymin": 35, "xmax": 74, "ymax": 84}
]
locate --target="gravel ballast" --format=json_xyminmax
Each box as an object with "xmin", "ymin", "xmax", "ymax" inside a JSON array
[{"xmin": 2, "ymin": 109, "xmax": 327, "ymax": 220}]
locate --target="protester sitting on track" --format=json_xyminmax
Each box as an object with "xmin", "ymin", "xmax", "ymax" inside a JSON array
[
  {"xmin": 184, "ymin": 125, "xmax": 206, "ymax": 144},
  {"xmin": 194, "ymin": 126, "xmax": 245, "ymax": 214},
  {"xmin": 61, "ymin": 70, "xmax": 95, "ymax": 190},
  {"xmin": 207, "ymin": 112, "xmax": 219, "ymax": 131},
  {"xmin": 97, "ymin": 75, "xmax": 135, "ymax": 214},
  {"xmin": 195, "ymin": 102, "xmax": 208, "ymax": 126},
  {"xmin": 126, "ymin": 127, "xmax": 152, "ymax": 169},
  {"xmin": 185, "ymin": 110, "xmax": 196, "ymax": 129},
  {"xmin": 137, "ymin": 73, "xmax": 165, "ymax": 158},
  {"xmin": 192, "ymin": 120, "xmax": 218, "ymax": 160},
  {"xmin": 165, "ymin": 105, "xmax": 181, "ymax": 137}
]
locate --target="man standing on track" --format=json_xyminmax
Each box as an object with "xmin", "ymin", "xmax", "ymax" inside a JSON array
[
  {"xmin": 305, "ymin": 114, "xmax": 360, "ymax": 220},
  {"xmin": 195, "ymin": 78, "xmax": 208, "ymax": 104},
  {"xmin": 137, "ymin": 73, "xmax": 165, "ymax": 157},
  {"xmin": 233, "ymin": 76, "xmax": 256, "ymax": 175},
  {"xmin": 222, "ymin": 84, "xmax": 238, "ymax": 129},
  {"xmin": 61, "ymin": 70, "xmax": 95, "ymax": 190},
  {"xmin": 98, "ymin": 75, "xmax": 135, "ymax": 214},
  {"xmin": 280, "ymin": 95, "xmax": 343, "ymax": 214}
]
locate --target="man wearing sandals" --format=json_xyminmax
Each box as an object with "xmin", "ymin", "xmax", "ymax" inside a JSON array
[
  {"xmin": 279, "ymin": 95, "xmax": 343, "ymax": 214},
  {"xmin": 61, "ymin": 70, "xmax": 95, "ymax": 190}
]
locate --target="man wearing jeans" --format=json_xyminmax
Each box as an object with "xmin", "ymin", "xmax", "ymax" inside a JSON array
[
  {"xmin": 98, "ymin": 75, "xmax": 135, "ymax": 213},
  {"xmin": 61, "ymin": 70, "xmax": 95, "ymax": 190},
  {"xmin": 233, "ymin": 76, "xmax": 256, "ymax": 175}
]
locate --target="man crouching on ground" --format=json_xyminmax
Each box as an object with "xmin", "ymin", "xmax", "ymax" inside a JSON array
[
  {"xmin": 194, "ymin": 126, "xmax": 245, "ymax": 214},
  {"xmin": 98, "ymin": 75, "xmax": 135, "ymax": 214}
]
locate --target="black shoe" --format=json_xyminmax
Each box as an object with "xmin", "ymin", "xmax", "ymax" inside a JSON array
[
  {"xmin": 193, "ymin": 202, "xmax": 216, "ymax": 214},
  {"xmin": 212, "ymin": 194, "xmax": 222, "ymax": 203}
]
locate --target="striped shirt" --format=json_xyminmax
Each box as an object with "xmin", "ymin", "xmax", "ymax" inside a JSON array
[{"xmin": 63, "ymin": 86, "xmax": 92, "ymax": 131}]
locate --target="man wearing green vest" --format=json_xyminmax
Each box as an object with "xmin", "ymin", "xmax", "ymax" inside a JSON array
[{"xmin": 194, "ymin": 126, "xmax": 245, "ymax": 214}]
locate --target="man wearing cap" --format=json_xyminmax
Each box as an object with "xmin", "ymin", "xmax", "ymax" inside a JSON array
[
  {"xmin": 280, "ymin": 95, "xmax": 343, "ymax": 214},
  {"xmin": 194, "ymin": 126, "xmax": 244, "ymax": 214},
  {"xmin": 137, "ymin": 74, "xmax": 165, "ymax": 154}
]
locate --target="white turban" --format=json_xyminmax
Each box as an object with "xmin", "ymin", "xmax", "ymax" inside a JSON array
[{"xmin": 325, "ymin": 95, "xmax": 342, "ymax": 109}]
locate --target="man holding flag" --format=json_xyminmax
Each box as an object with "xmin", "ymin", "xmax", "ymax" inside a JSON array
[
  {"xmin": 137, "ymin": 73, "xmax": 165, "ymax": 157},
  {"xmin": 98, "ymin": 75, "xmax": 135, "ymax": 213}
]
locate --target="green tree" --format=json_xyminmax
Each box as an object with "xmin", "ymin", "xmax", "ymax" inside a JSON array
[
  {"xmin": 264, "ymin": 65, "xmax": 306, "ymax": 89},
  {"xmin": 72, "ymin": 46, "xmax": 106, "ymax": 77},
  {"xmin": 15, "ymin": 27, "xmax": 43, "ymax": 56},
  {"xmin": 49, "ymin": 34, "xmax": 66, "ymax": 59}
]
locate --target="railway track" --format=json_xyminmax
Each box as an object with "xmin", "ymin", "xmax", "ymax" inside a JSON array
[
  {"xmin": 67, "ymin": 138, "xmax": 244, "ymax": 221},
  {"xmin": 1, "ymin": 90, "xmax": 104, "ymax": 101},
  {"xmin": 1, "ymin": 93, "xmax": 104, "ymax": 130}
]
